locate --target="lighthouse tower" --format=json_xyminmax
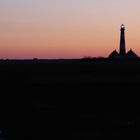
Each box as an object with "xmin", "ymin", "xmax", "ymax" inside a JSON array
[
  {"xmin": 109, "ymin": 24, "xmax": 138, "ymax": 58},
  {"xmin": 119, "ymin": 24, "xmax": 126, "ymax": 56}
]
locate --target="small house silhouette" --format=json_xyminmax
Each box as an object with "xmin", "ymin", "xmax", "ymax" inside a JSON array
[
  {"xmin": 109, "ymin": 50, "xmax": 119, "ymax": 58},
  {"xmin": 126, "ymin": 49, "xmax": 138, "ymax": 58}
]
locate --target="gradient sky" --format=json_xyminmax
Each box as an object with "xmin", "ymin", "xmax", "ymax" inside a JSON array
[{"xmin": 1, "ymin": 0, "xmax": 140, "ymax": 59}]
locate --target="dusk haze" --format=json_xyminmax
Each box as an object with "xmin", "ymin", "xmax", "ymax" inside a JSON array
[
  {"xmin": 1, "ymin": 0, "xmax": 140, "ymax": 59},
  {"xmin": 2, "ymin": 1, "xmax": 140, "ymax": 140}
]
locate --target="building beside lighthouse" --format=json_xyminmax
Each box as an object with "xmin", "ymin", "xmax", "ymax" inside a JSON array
[{"xmin": 109, "ymin": 24, "xmax": 138, "ymax": 58}]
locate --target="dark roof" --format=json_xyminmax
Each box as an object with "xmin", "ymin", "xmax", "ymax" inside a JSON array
[
  {"xmin": 126, "ymin": 49, "xmax": 138, "ymax": 57},
  {"xmin": 109, "ymin": 50, "xmax": 119, "ymax": 58}
]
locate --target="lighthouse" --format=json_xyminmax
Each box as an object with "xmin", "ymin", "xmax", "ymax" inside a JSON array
[
  {"xmin": 119, "ymin": 24, "xmax": 126, "ymax": 56},
  {"xmin": 109, "ymin": 24, "xmax": 138, "ymax": 58}
]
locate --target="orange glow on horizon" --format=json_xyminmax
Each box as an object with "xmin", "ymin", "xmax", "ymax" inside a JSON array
[{"xmin": 1, "ymin": 0, "xmax": 140, "ymax": 59}]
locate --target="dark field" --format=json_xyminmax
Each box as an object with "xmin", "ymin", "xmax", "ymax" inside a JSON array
[{"xmin": 0, "ymin": 59, "xmax": 140, "ymax": 140}]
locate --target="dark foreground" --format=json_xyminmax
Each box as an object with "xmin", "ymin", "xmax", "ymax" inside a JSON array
[{"xmin": 0, "ymin": 59, "xmax": 140, "ymax": 140}]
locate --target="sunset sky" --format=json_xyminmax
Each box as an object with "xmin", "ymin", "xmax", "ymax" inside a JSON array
[{"xmin": 1, "ymin": 0, "xmax": 140, "ymax": 59}]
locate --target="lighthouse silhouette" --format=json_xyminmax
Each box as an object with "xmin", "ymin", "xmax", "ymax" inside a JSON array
[
  {"xmin": 109, "ymin": 24, "xmax": 138, "ymax": 58},
  {"xmin": 119, "ymin": 24, "xmax": 126, "ymax": 56}
]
